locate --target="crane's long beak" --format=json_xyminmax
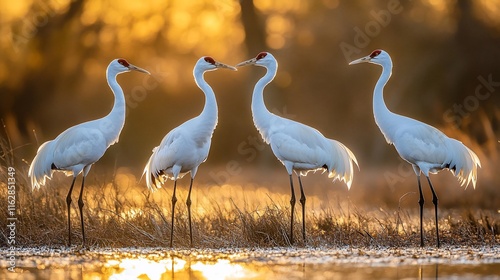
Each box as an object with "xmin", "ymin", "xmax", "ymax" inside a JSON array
[
  {"xmin": 236, "ymin": 58, "xmax": 257, "ymax": 68},
  {"xmin": 216, "ymin": 62, "xmax": 237, "ymax": 71},
  {"xmin": 129, "ymin": 64, "xmax": 151, "ymax": 75},
  {"xmin": 349, "ymin": 55, "xmax": 371, "ymax": 65}
]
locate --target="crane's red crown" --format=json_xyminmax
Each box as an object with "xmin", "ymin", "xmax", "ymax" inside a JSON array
[
  {"xmin": 118, "ymin": 59, "xmax": 130, "ymax": 67},
  {"xmin": 369, "ymin": 50, "xmax": 382, "ymax": 58},
  {"xmin": 256, "ymin": 52, "xmax": 267, "ymax": 60},
  {"xmin": 204, "ymin": 57, "xmax": 216, "ymax": 64}
]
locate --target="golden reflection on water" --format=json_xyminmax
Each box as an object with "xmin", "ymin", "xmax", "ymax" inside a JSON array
[
  {"xmin": 106, "ymin": 257, "xmax": 258, "ymax": 280},
  {"xmin": 191, "ymin": 260, "xmax": 257, "ymax": 280},
  {"xmin": 108, "ymin": 258, "xmax": 185, "ymax": 279},
  {"xmin": 2, "ymin": 248, "xmax": 499, "ymax": 280}
]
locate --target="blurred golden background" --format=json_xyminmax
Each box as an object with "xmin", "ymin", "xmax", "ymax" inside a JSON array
[{"xmin": 1, "ymin": 0, "xmax": 499, "ymax": 209}]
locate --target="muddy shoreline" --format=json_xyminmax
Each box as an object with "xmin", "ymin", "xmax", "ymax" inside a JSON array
[{"xmin": 2, "ymin": 245, "xmax": 499, "ymax": 267}]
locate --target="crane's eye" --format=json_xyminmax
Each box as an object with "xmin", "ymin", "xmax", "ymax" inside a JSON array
[
  {"xmin": 369, "ymin": 50, "xmax": 382, "ymax": 58},
  {"xmin": 204, "ymin": 57, "xmax": 216, "ymax": 64},
  {"xmin": 256, "ymin": 52, "xmax": 267, "ymax": 60},
  {"xmin": 118, "ymin": 59, "xmax": 130, "ymax": 67}
]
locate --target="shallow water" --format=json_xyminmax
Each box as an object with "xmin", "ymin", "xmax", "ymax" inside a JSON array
[{"xmin": 1, "ymin": 246, "xmax": 499, "ymax": 279}]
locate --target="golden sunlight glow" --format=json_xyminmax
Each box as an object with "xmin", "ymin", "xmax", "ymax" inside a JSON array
[
  {"xmin": 265, "ymin": 14, "xmax": 294, "ymax": 49},
  {"xmin": 131, "ymin": 16, "xmax": 164, "ymax": 42},
  {"xmin": 267, "ymin": 34, "xmax": 285, "ymax": 49},
  {"xmin": 110, "ymin": 258, "xmax": 165, "ymax": 280},
  {"xmin": 425, "ymin": 0, "xmax": 450, "ymax": 12},
  {"xmin": 199, "ymin": 11, "xmax": 221, "ymax": 34},
  {"xmin": 15, "ymin": 0, "xmax": 241, "ymax": 58},
  {"xmin": 409, "ymin": 0, "xmax": 456, "ymax": 32},
  {"xmin": 106, "ymin": 257, "xmax": 259, "ymax": 280},
  {"xmin": 475, "ymin": 0, "xmax": 500, "ymax": 30},
  {"xmin": 0, "ymin": 1, "xmax": 30, "ymax": 22},
  {"xmin": 171, "ymin": 10, "xmax": 191, "ymax": 30},
  {"xmin": 121, "ymin": 207, "xmax": 144, "ymax": 219},
  {"xmin": 80, "ymin": 0, "xmax": 101, "ymax": 26},
  {"xmin": 114, "ymin": 169, "xmax": 137, "ymax": 189},
  {"xmin": 191, "ymin": 260, "xmax": 256, "ymax": 280},
  {"xmin": 49, "ymin": 0, "xmax": 71, "ymax": 12},
  {"xmin": 266, "ymin": 15, "xmax": 292, "ymax": 34},
  {"xmin": 254, "ymin": 0, "xmax": 305, "ymax": 13},
  {"xmin": 109, "ymin": 258, "xmax": 187, "ymax": 280},
  {"xmin": 478, "ymin": 0, "xmax": 500, "ymax": 13}
]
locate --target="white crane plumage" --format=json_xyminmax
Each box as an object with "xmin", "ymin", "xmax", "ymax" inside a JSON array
[
  {"xmin": 237, "ymin": 52, "xmax": 358, "ymax": 244},
  {"xmin": 350, "ymin": 49, "xmax": 481, "ymax": 247},
  {"xmin": 28, "ymin": 59, "xmax": 150, "ymax": 247},
  {"xmin": 143, "ymin": 56, "xmax": 236, "ymax": 247}
]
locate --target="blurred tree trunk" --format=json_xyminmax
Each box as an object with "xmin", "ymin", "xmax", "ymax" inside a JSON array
[
  {"xmin": 452, "ymin": 0, "xmax": 500, "ymax": 146},
  {"xmin": 239, "ymin": 0, "xmax": 266, "ymax": 55},
  {"xmin": 5, "ymin": 0, "xmax": 87, "ymax": 145}
]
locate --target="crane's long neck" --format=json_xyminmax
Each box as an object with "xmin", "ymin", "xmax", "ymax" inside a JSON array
[
  {"xmin": 373, "ymin": 59, "xmax": 397, "ymax": 142},
  {"xmin": 194, "ymin": 69, "xmax": 218, "ymax": 131},
  {"xmin": 102, "ymin": 69, "xmax": 126, "ymax": 145},
  {"xmin": 251, "ymin": 63, "xmax": 276, "ymax": 133}
]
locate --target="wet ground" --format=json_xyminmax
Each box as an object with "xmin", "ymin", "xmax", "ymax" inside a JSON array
[{"xmin": 1, "ymin": 245, "xmax": 499, "ymax": 279}]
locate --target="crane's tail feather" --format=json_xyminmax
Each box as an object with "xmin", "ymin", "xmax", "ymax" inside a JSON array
[
  {"xmin": 327, "ymin": 140, "xmax": 359, "ymax": 190},
  {"xmin": 143, "ymin": 149, "xmax": 162, "ymax": 191},
  {"xmin": 447, "ymin": 140, "xmax": 481, "ymax": 189},
  {"xmin": 28, "ymin": 141, "xmax": 56, "ymax": 190},
  {"xmin": 143, "ymin": 146, "xmax": 175, "ymax": 191}
]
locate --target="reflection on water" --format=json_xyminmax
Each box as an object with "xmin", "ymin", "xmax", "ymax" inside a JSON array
[
  {"xmin": 108, "ymin": 258, "xmax": 186, "ymax": 279},
  {"xmin": 2, "ymin": 247, "xmax": 500, "ymax": 280},
  {"xmin": 191, "ymin": 260, "xmax": 257, "ymax": 280},
  {"xmin": 107, "ymin": 258, "xmax": 255, "ymax": 280}
]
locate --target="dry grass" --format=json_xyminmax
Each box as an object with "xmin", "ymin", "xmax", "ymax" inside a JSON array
[
  {"xmin": 0, "ymin": 171, "xmax": 498, "ymax": 248},
  {"xmin": 0, "ymin": 135, "xmax": 498, "ymax": 249}
]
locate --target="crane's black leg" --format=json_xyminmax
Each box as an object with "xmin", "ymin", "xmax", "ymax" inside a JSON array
[
  {"xmin": 77, "ymin": 176, "xmax": 86, "ymax": 247},
  {"xmin": 416, "ymin": 175, "xmax": 425, "ymax": 247},
  {"xmin": 66, "ymin": 177, "xmax": 77, "ymax": 247},
  {"xmin": 289, "ymin": 174, "xmax": 296, "ymax": 245},
  {"xmin": 186, "ymin": 178, "xmax": 194, "ymax": 247},
  {"xmin": 426, "ymin": 176, "xmax": 440, "ymax": 248},
  {"xmin": 298, "ymin": 176, "xmax": 306, "ymax": 243},
  {"xmin": 170, "ymin": 180, "xmax": 178, "ymax": 248}
]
